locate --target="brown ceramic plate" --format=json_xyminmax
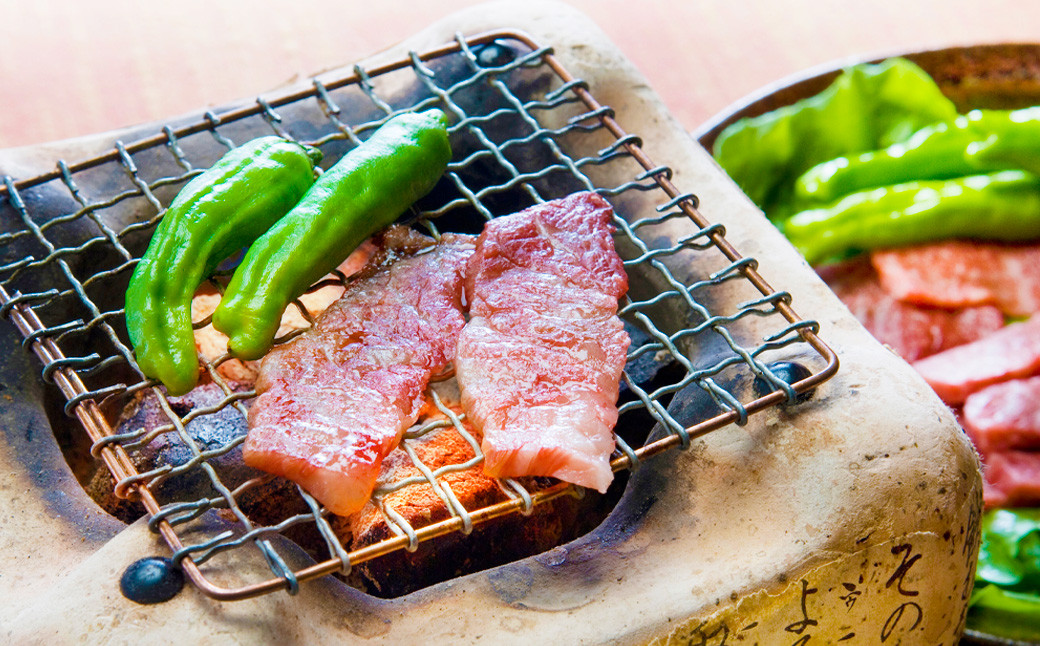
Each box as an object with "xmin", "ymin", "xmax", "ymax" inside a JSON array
[{"xmin": 694, "ymin": 43, "xmax": 1040, "ymax": 646}]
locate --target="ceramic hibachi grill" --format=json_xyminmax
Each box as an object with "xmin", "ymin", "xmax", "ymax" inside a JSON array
[{"xmin": 0, "ymin": 6, "xmax": 980, "ymax": 645}]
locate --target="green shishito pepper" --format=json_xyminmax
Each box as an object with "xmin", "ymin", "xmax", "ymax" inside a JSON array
[
  {"xmin": 126, "ymin": 136, "xmax": 322, "ymax": 395},
  {"xmin": 212, "ymin": 109, "xmax": 451, "ymax": 360},
  {"xmin": 783, "ymin": 170, "xmax": 1040, "ymax": 265},
  {"xmin": 969, "ymin": 106, "xmax": 1040, "ymax": 176},
  {"xmin": 794, "ymin": 106, "xmax": 1040, "ymax": 207}
]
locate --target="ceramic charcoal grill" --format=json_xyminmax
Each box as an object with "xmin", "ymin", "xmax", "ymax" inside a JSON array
[{"xmin": 0, "ymin": 29, "xmax": 840, "ymax": 602}]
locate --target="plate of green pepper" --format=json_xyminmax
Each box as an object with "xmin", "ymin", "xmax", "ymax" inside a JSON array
[{"xmin": 695, "ymin": 43, "xmax": 1040, "ymax": 646}]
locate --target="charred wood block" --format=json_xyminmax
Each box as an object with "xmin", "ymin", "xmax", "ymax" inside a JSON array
[{"xmin": 86, "ymin": 381, "xmax": 295, "ymax": 522}]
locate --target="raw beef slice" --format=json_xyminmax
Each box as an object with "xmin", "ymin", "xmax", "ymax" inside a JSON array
[
  {"xmin": 455, "ymin": 192, "xmax": 630, "ymax": 493},
  {"xmin": 816, "ymin": 256, "xmax": 1004, "ymax": 362},
  {"xmin": 872, "ymin": 239, "xmax": 1040, "ymax": 317},
  {"xmin": 245, "ymin": 229, "xmax": 474, "ymax": 516}
]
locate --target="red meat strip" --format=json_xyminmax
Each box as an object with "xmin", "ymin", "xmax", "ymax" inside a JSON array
[
  {"xmin": 455, "ymin": 192, "xmax": 630, "ymax": 493},
  {"xmin": 912, "ymin": 316, "xmax": 1040, "ymax": 405},
  {"xmin": 245, "ymin": 229, "xmax": 474, "ymax": 516},
  {"xmin": 963, "ymin": 376, "xmax": 1040, "ymax": 453},
  {"xmin": 816, "ymin": 256, "xmax": 1004, "ymax": 362},
  {"xmin": 982, "ymin": 450, "xmax": 1040, "ymax": 509},
  {"xmin": 872, "ymin": 240, "xmax": 1040, "ymax": 317}
]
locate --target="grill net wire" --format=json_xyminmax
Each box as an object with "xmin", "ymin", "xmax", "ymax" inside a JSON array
[{"xmin": 0, "ymin": 31, "xmax": 836, "ymax": 600}]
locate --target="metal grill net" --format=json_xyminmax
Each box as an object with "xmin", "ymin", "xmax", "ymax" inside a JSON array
[{"xmin": 0, "ymin": 32, "xmax": 834, "ymax": 599}]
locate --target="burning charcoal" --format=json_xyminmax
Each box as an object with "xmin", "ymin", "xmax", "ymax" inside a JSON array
[
  {"xmin": 87, "ymin": 381, "xmax": 265, "ymax": 522},
  {"xmin": 334, "ymin": 422, "xmax": 601, "ymax": 598}
]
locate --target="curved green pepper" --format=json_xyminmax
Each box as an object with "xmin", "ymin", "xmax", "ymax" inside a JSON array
[
  {"xmin": 968, "ymin": 106, "xmax": 1040, "ymax": 176},
  {"xmin": 126, "ymin": 136, "xmax": 322, "ymax": 395},
  {"xmin": 784, "ymin": 170, "xmax": 1040, "ymax": 265},
  {"xmin": 794, "ymin": 107, "xmax": 1040, "ymax": 206},
  {"xmin": 212, "ymin": 109, "xmax": 451, "ymax": 360}
]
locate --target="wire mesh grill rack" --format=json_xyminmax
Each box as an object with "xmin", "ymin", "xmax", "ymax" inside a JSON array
[{"xmin": 0, "ymin": 30, "xmax": 837, "ymax": 601}]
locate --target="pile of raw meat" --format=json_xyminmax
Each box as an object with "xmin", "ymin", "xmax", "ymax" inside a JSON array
[{"xmin": 819, "ymin": 240, "xmax": 1040, "ymax": 508}]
